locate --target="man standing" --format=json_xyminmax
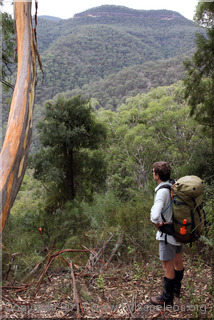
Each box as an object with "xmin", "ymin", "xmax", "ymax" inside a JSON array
[{"xmin": 150, "ymin": 161, "xmax": 184, "ymax": 306}]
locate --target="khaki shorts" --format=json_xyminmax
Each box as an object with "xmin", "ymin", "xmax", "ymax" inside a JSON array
[{"xmin": 159, "ymin": 241, "xmax": 183, "ymax": 261}]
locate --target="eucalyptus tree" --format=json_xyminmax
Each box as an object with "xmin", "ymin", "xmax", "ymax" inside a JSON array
[{"xmin": 0, "ymin": 1, "xmax": 37, "ymax": 233}]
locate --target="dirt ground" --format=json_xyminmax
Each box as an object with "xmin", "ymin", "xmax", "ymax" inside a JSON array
[{"xmin": 2, "ymin": 246, "xmax": 213, "ymax": 319}]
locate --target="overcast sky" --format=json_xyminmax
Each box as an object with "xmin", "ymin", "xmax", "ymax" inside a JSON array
[{"xmin": 2, "ymin": 0, "xmax": 200, "ymax": 21}]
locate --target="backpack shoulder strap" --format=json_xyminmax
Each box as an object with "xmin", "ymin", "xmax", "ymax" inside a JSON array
[
  {"xmin": 157, "ymin": 185, "xmax": 172, "ymax": 191},
  {"xmin": 160, "ymin": 197, "xmax": 177, "ymax": 222},
  {"xmin": 156, "ymin": 184, "xmax": 177, "ymax": 222}
]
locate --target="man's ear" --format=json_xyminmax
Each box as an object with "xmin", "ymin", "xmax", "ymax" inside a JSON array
[{"xmin": 155, "ymin": 173, "xmax": 160, "ymax": 179}]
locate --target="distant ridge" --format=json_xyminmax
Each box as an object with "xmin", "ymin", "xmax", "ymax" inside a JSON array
[
  {"xmin": 74, "ymin": 5, "xmax": 184, "ymax": 20},
  {"xmin": 38, "ymin": 15, "xmax": 62, "ymax": 21}
]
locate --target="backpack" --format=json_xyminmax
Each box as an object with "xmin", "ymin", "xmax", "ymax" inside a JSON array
[{"xmin": 159, "ymin": 175, "xmax": 206, "ymax": 244}]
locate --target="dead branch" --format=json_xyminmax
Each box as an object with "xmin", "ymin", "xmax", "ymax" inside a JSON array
[
  {"xmin": 13, "ymin": 286, "xmax": 29, "ymax": 294},
  {"xmin": 104, "ymin": 232, "xmax": 124, "ymax": 268},
  {"xmin": 69, "ymin": 259, "xmax": 84, "ymax": 318},
  {"xmin": 34, "ymin": 255, "xmax": 54, "ymax": 296},
  {"xmin": 75, "ymin": 272, "xmax": 120, "ymax": 281},
  {"xmin": 2, "ymin": 285, "xmax": 29, "ymax": 290},
  {"xmin": 34, "ymin": 248, "xmax": 89, "ymax": 296},
  {"xmin": 59, "ymin": 256, "xmax": 70, "ymax": 267},
  {"xmin": 84, "ymin": 233, "xmax": 114, "ymax": 271},
  {"xmin": 70, "ymin": 259, "xmax": 80, "ymax": 305},
  {"xmin": 6, "ymin": 252, "xmax": 24, "ymax": 280},
  {"xmin": 51, "ymin": 248, "xmax": 87, "ymax": 260},
  {"xmin": 23, "ymin": 252, "xmax": 52, "ymax": 282}
]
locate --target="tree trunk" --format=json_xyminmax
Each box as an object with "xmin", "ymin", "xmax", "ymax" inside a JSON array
[{"xmin": 0, "ymin": 1, "xmax": 37, "ymax": 233}]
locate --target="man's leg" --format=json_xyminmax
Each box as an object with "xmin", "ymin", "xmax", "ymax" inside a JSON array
[
  {"xmin": 150, "ymin": 242, "xmax": 175, "ymax": 306},
  {"xmin": 174, "ymin": 252, "xmax": 183, "ymax": 271},
  {"xmin": 174, "ymin": 252, "xmax": 184, "ymax": 297},
  {"xmin": 163, "ymin": 259, "xmax": 175, "ymax": 279}
]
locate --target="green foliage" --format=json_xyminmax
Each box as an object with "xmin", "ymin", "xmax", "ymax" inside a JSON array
[
  {"xmin": 1, "ymin": 5, "xmax": 203, "ymax": 142},
  {"xmin": 201, "ymin": 182, "xmax": 214, "ymax": 247},
  {"xmin": 39, "ymin": 199, "xmax": 91, "ymax": 249},
  {"xmin": 115, "ymin": 194, "xmax": 155, "ymax": 255},
  {"xmin": 1, "ymin": 10, "xmax": 16, "ymax": 91},
  {"xmin": 2, "ymin": 4, "xmax": 213, "ymax": 284},
  {"xmin": 74, "ymin": 191, "xmax": 155, "ymax": 258},
  {"xmin": 66, "ymin": 55, "xmax": 187, "ymax": 110},
  {"xmin": 98, "ymin": 83, "xmax": 212, "ymax": 199},
  {"xmin": 2, "ymin": 172, "xmax": 89, "ymax": 262},
  {"xmin": 34, "ymin": 5, "xmax": 202, "ymax": 107},
  {"xmin": 97, "ymin": 274, "xmax": 105, "ymax": 291},
  {"xmin": 2, "ymin": 171, "xmax": 46, "ymax": 279},
  {"xmin": 183, "ymin": 27, "xmax": 214, "ymax": 128},
  {"xmin": 32, "ymin": 95, "xmax": 107, "ymax": 201},
  {"xmin": 3, "ymin": 83, "xmax": 213, "ymax": 280},
  {"xmin": 194, "ymin": 2, "xmax": 214, "ymax": 27},
  {"xmin": 183, "ymin": 3, "xmax": 214, "ymax": 129},
  {"xmin": 81, "ymin": 191, "xmax": 120, "ymax": 232}
]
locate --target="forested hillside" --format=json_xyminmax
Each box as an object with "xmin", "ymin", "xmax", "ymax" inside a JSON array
[
  {"xmin": 2, "ymin": 5, "xmax": 202, "ymax": 127},
  {"xmin": 34, "ymin": 5, "xmax": 202, "ymax": 106},
  {"xmin": 63, "ymin": 55, "xmax": 188, "ymax": 110}
]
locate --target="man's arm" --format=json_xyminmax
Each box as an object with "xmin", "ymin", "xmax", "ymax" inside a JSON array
[
  {"xmin": 150, "ymin": 189, "xmax": 166, "ymax": 228},
  {"xmin": 153, "ymin": 221, "xmax": 164, "ymax": 230}
]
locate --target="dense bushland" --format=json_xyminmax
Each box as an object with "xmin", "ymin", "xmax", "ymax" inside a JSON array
[
  {"xmin": 2, "ymin": 4, "xmax": 213, "ymax": 288},
  {"xmin": 2, "ymin": 83, "xmax": 213, "ymax": 282}
]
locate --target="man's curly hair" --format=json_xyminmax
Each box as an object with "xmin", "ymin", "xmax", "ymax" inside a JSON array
[{"xmin": 153, "ymin": 162, "xmax": 171, "ymax": 181}]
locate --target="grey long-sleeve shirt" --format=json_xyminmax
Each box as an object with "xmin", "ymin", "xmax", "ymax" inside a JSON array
[{"xmin": 150, "ymin": 181, "xmax": 182, "ymax": 246}]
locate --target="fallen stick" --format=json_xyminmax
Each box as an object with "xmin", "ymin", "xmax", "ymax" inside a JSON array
[
  {"xmin": 2, "ymin": 285, "xmax": 29, "ymax": 290},
  {"xmin": 34, "ymin": 256, "xmax": 54, "ymax": 296},
  {"xmin": 69, "ymin": 259, "xmax": 84, "ymax": 318},
  {"xmin": 104, "ymin": 232, "xmax": 124, "ymax": 268},
  {"xmin": 75, "ymin": 272, "xmax": 120, "ymax": 281},
  {"xmin": 23, "ymin": 245, "xmax": 55, "ymax": 282},
  {"xmin": 93, "ymin": 233, "xmax": 113, "ymax": 266},
  {"xmin": 13, "ymin": 287, "xmax": 30, "ymax": 293},
  {"xmin": 51, "ymin": 248, "xmax": 87, "ymax": 260},
  {"xmin": 70, "ymin": 260, "xmax": 80, "ymax": 304},
  {"xmin": 34, "ymin": 248, "xmax": 89, "ymax": 296},
  {"xmin": 6, "ymin": 252, "xmax": 23, "ymax": 280},
  {"xmin": 84, "ymin": 233, "xmax": 114, "ymax": 271}
]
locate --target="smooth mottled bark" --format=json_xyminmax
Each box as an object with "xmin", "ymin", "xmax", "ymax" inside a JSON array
[{"xmin": 0, "ymin": 1, "xmax": 37, "ymax": 232}]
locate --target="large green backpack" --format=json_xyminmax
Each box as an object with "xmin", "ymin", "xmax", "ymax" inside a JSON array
[{"xmin": 160, "ymin": 176, "xmax": 206, "ymax": 243}]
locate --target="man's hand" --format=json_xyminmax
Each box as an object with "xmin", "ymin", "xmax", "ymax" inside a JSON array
[{"xmin": 153, "ymin": 222, "xmax": 163, "ymax": 230}]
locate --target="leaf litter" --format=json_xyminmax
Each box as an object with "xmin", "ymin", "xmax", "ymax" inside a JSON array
[{"xmin": 2, "ymin": 246, "xmax": 213, "ymax": 319}]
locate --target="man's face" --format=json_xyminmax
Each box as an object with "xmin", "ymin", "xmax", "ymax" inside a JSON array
[{"xmin": 152, "ymin": 168, "xmax": 159, "ymax": 182}]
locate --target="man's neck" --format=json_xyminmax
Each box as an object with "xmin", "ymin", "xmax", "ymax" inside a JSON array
[{"xmin": 156, "ymin": 178, "xmax": 163, "ymax": 185}]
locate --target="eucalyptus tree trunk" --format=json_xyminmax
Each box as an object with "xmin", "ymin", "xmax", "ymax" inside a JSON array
[{"xmin": 0, "ymin": 0, "xmax": 37, "ymax": 233}]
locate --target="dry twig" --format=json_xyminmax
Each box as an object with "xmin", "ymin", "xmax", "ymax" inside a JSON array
[
  {"xmin": 34, "ymin": 248, "xmax": 88, "ymax": 296},
  {"xmin": 104, "ymin": 232, "xmax": 124, "ymax": 268},
  {"xmin": 84, "ymin": 233, "xmax": 114, "ymax": 271},
  {"xmin": 69, "ymin": 259, "xmax": 84, "ymax": 318}
]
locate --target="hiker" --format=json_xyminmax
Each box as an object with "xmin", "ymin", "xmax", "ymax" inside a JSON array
[{"xmin": 150, "ymin": 161, "xmax": 184, "ymax": 306}]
